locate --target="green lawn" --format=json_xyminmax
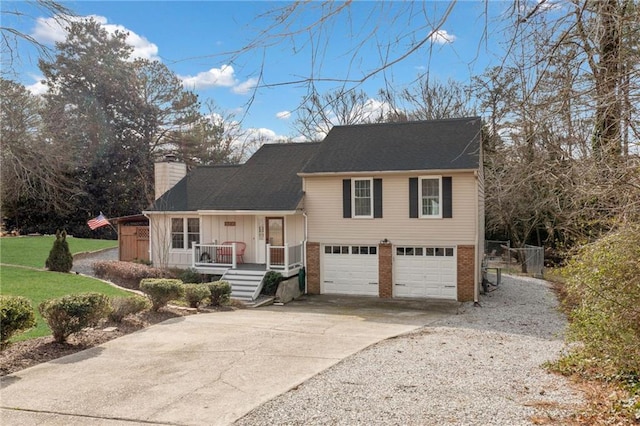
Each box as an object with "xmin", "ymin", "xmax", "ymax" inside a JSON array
[
  {"xmin": 1, "ymin": 266, "xmax": 132, "ymax": 341},
  {"xmin": 0, "ymin": 235, "xmax": 117, "ymax": 268},
  {"xmin": 0, "ymin": 236, "xmax": 127, "ymax": 342}
]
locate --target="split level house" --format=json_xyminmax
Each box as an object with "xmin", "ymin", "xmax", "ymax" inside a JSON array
[{"xmin": 144, "ymin": 117, "xmax": 484, "ymax": 303}]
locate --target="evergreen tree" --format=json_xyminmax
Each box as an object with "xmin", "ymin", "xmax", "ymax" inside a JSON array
[{"xmin": 45, "ymin": 230, "xmax": 73, "ymax": 273}]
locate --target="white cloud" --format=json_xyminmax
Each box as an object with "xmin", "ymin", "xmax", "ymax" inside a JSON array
[
  {"xmin": 180, "ymin": 65, "xmax": 237, "ymax": 90},
  {"xmin": 26, "ymin": 78, "xmax": 48, "ymax": 96},
  {"xmin": 354, "ymin": 98, "xmax": 392, "ymax": 122},
  {"xmin": 276, "ymin": 111, "xmax": 291, "ymax": 120},
  {"xmin": 32, "ymin": 16, "xmax": 70, "ymax": 44},
  {"xmin": 290, "ymin": 135, "xmax": 309, "ymax": 143},
  {"xmin": 31, "ymin": 14, "xmax": 159, "ymax": 60},
  {"xmin": 231, "ymin": 77, "xmax": 258, "ymax": 95},
  {"xmin": 247, "ymin": 127, "xmax": 278, "ymax": 141},
  {"xmin": 429, "ymin": 29, "xmax": 456, "ymax": 44}
]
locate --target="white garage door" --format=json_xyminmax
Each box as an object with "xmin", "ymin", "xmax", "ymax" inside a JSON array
[
  {"xmin": 394, "ymin": 246, "xmax": 457, "ymax": 299},
  {"xmin": 322, "ymin": 245, "xmax": 379, "ymax": 296}
]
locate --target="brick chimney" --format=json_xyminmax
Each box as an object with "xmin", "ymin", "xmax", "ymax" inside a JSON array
[{"xmin": 154, "ymin": 154, "xmax": 186, "ymax": 200}]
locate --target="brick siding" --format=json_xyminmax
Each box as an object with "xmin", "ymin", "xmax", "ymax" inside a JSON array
[
  {"xmin": 378, "ymin": 242, "xmax": 393, "ymax": 298},
  {"xmin": 457, "ymin": 245, "xmax": 476, "ymax": 302},
  {"xmin": 306, "ymin": 242, "xmax": 321, "ymax": 294}
]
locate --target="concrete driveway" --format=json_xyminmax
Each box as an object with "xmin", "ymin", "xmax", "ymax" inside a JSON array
[{"xmin": 1, "ymin": 295, "xmax": 458, "ymax": 426}]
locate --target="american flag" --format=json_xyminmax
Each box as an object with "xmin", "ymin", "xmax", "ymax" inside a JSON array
[{"xmin": 87, "ymin": 213, "xmax": 110, "ymax": 230}]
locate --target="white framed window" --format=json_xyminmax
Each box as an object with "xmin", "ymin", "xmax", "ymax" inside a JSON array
[
  {"xmin": 396, "ymin": 246, "xmax": 454, "ymax": 257},
  {"xmin": 353, "ymin": 178, "xmax": 373, "ymax": 218},
  {"xmin": 324, "ymin": 245, "xmax": 377, "ymax": 255},
  {"xmin": 419, "ymin": 176, "xmax": 442, "ymax": 218},
  {"xmin": 171, "ymin": 217, "xmax": 200, "ymax": 249}
]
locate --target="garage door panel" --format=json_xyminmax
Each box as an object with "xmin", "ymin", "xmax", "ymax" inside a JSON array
[
  {"xmin": 395, "ymin": 246, "xmax": 457, "ymax": 300},
  {"xmin": 322, "ymin": 245, "xmax": 379, "ymax": 296}
]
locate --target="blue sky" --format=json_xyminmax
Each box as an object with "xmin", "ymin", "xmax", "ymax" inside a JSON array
[{"xmin": 4, "ymin": 1, "xmax": 512, "ymax": 141}]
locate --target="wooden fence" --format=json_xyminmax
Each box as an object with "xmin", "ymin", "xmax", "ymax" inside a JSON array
[{"xmin": 119, "ymin": 225, "xmax": 149, "ymax": 262}]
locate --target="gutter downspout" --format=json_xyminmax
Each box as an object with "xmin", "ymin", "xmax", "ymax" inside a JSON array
[
  {"xmin": 474, "ymin": 171, "xmax": 480, "ymax": 304},
  {"xmin": 143, "ymin": 213, "xmax": 152, "ymax": 265},
  {"xmin": 302, "ymin": 209, "xmax": 308, "ymax": 294}
]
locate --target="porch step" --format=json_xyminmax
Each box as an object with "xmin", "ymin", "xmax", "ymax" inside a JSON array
[{"xmin": 222, "ymin": 269, "xmax": 268, "ymax": 302}]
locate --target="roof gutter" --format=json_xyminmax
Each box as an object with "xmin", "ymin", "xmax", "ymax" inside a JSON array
[
  {"xmin": 298, "ymin": 168, "xmax": 479, "ymax": 178},
  {"xmin": 196, "ymin": 209, "xmax": 299, "ymax": 216},
  {"xmin": 143, "ymin": 209, "xmax": 300, "ymax": 216}
]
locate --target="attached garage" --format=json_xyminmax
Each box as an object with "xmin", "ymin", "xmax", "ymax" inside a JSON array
[
  {"xmin": 321, "ymin": 244, "xmax": 379, "ymax": 296},
  {"xmin": 394, "ymin": 246, "xmax": 457, "ymax": 299}
]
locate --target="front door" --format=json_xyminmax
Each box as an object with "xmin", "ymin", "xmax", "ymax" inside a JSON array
[{"xmin": 266, "ymin": 217, "xmax": 284, "ymax": 265}]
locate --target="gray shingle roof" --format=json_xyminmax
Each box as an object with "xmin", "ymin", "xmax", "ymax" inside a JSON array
[
  {"xmin": 147, "ymin": 142, "xmax": 320, "ymax": 212},
  {"xmin": 300, "ymin": 117, "xmax": 482, "ymax": 173},
  {"xmin": 148, "ymin": 118, "xmax": 481, "ymax": 213},
  {"xmin": 147, "ymin": 165, "xmax": 241, "ymax": 211}
]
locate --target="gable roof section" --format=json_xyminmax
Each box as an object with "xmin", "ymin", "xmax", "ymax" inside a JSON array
[
  {"xmin": 201, "ymin": 142, "xmax": 320, "ymax": 211},
  {"xmin": 147, "ymin": 142, "xmax": 320, "ymax": 212},
  {"xmin": 301, "ymin": 117, "xmax": 482, "ymax": 174},
  {"xmin": 148, "ymin": 165, "xmax": 241, "ymax": 211}
]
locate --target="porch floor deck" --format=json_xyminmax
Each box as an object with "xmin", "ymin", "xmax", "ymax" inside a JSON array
[{"xmin": 194, "ymin": 262, "xmax": 300, "ymax": 278}]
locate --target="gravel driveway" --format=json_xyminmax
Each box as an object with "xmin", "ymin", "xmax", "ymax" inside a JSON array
[
  {"xmin": 71, "ymin": 247, "xmax": 118, "ymax": 276},
  {"xmin": 235, "ymin": 275, "xmax": 583, "ymax": 425}
]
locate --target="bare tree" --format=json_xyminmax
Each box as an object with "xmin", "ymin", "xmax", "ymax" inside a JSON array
[
  {"xmin": 1, "ymin": 1, "xmax": 73, "ymax": 76},
  {"xmin": 0, "ymin": 78, "xmax": 81, "ymax": 226},
  {"xmin": 294, "ymin": 89, "xmax": 388, "ymax": 140},
  {"xmin": 382, "ymin": 78, "xmax": 477, "ymax": 122}
]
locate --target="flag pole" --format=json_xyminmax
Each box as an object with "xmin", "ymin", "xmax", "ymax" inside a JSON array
[{"xmin": 102, "ymin": 212, "xmax": 119, "ymax": 236}]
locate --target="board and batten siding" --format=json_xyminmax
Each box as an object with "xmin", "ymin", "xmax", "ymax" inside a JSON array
[
  {"xmin": 202, "ymin": 215, "xmax": 256, "ymax": 262},
  {"xmin": 148, "ymin": 214, "xmax": 198, "ymax": 268},
  {"xmin": 149, "ymin": 213, "xmax": 305, "ymax": 268},
  {"xmin": 304, "ymin": 173, "xmax": 479, "ymax": 245}
]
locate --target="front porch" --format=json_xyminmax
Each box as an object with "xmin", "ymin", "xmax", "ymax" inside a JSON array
[
  {"xmin": 192, "ymin": 242, "xmax": 304, "ymax": 302},
  {"xmin": 192, "ymin": 242, "xmax": 304, "ymax": 278}
]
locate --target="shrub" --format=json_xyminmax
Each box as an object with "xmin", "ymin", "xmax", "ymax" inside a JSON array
[
  {"xmin": 178, "ymin": 267, "xmax": 203, "ymax": 284},
  {"xmin": 208, "ymin": 280, "xmax": 231, "ymax": 306},
  {"xmin": 108, "ymin": 295, "xmax": 151, "ymax": 322},
  {"xmin": 562, "ymin": 223, "xmax": 640, "ymax": 378},
  {"xmin": 0, "ymin": 295, "xmax": 36, "ymax": 348},
  {"xmin": 140, "ymin": 278, "xmax": 184, "ymax": 311},
  {"xmin": 39, "ymin": 293, "xmax": 111, "ymax": 343},
  {"xmin": 261, "ymin": 271, "xmax": 283, "ymax": 296},
  {"xmin": 93, "ymin": 261, "xmax": 166, "ymax": 290},
  {"xmin": 45, "ymin": 230, "xmax": 73, "ymax": 272},
  {"xmin": 184, "ymin": 284, "xmax": 210, "ymax": 308}
]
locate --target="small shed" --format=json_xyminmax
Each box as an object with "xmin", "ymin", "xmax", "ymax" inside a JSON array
[{"xmin": 113, "ymin": 214, "xmax": 150, "ymax": 262}]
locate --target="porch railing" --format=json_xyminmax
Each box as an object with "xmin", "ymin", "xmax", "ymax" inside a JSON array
[
  {"xmin": 193, "ymin": 242, "xmax": 238, "ymax": 269},
  {"xmin": 193, "ymin": 241, "xmax": 304, "ymax": 274},
  {"xmin": 267, "ymin": 242, "xmax": 304, "ymax": 274}
]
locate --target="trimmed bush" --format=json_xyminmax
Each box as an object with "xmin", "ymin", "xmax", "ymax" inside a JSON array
[
  {"xmin": 93, "ymin": 261, "xmax": 166, "ymax": 290},
  {"xmin": 108, "ymin": 295, "xmax": 151, "ymax": 322},
  {"xmin": 45, "ymin": 230, "xmax": 73, "ymax": 272},
  {"xmin": 39, "ymin": 293, "xmax": 111, "ymax": 343},
  {"xmin": 140, "ymin": 278, "xmax": 184, "ymax": 311},
  {"xmin": 184, "ymin": 284, "xmax": 210, "ymax": 308},
  {"xmin": 208, "ymin": 280, "xmax": 231, "ymax": 306},
  {"xmin": 178, "ymin": 268, "xmax": 203, "ymax": 284},
  {"xmin": 261, "ymin": 271, "xmax": 283, "ymax": 296},
  {"xmin": 0, "ymin": 295, "xmax": 36, "ymax": 348},
  {"xmin": 562, "ymin": 223, "xmax": 640, "ymax": 378}
]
